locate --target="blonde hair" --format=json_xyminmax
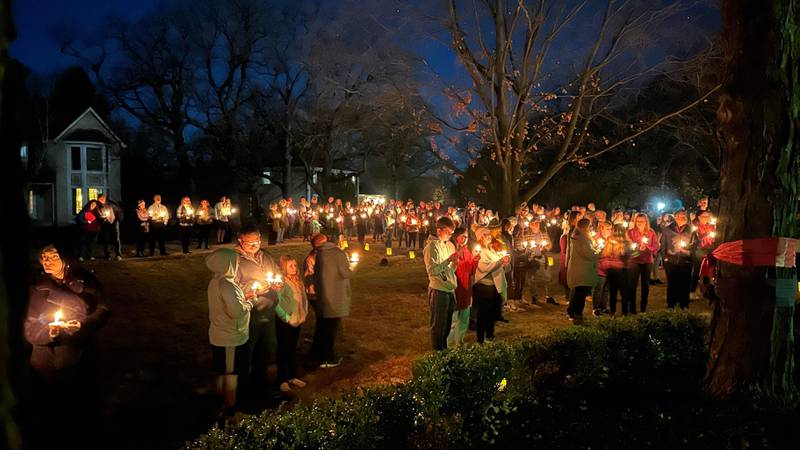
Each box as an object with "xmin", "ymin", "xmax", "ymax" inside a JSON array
[{"xmin": 633, "ymin": 213, "xmax": 652, "ymax": 233}]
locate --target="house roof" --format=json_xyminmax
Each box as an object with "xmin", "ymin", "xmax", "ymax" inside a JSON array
[{"xmin": 51, "ymin": 107, "xmax": 127, "ymax": 148}]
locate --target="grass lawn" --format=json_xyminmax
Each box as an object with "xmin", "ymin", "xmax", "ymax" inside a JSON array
[{"xmin": 75, "ymin": 238, "xmax": 711, "ymax": 449}]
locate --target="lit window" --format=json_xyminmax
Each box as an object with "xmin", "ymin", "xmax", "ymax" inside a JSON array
[
  {"xmin": 20, "ymin": 145, "xmax": 28, "ymax": 161},
  {"xmin": 28, "ymin": 190, "xmax": 35, "ymax": 218},
  {"xmin": 351, "ymin": 175, "xmax": 356, "ymax": 183},
  {"xmin": 263, "ymin": 171, "xmax": 271, "ymax": 185},
  {"xmin": 88, "ymin": 188, "xmax": 100, "ymax": 201},
  {"xmin": 74, "ymin": 188, "xmax": 83, "ymax": 214}
]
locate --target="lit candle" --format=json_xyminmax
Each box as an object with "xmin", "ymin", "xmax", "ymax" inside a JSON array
[
  {"xmin": 350, "ymin": 253, "xmax": 360, "ymax": 264},
  {"xmin": 474, "ymin": 244, "xmax": 482, "ymax": 253},
  {"xmin": 251, "ymin": 281, "xmax": 261, "ymax": 292},
  {"xmin": 499, "ymin": 250, "xmax": 509, "ymax": 258},
  {"xmin": 231, "ymin": 208, "xmax": 237, "ymax": 214},
  {"xmin": 186, "ymin": 207, "xmax": 194, "ymax": 216},
  {"xmin": 550, "ymin": 219, "xmax": 557, "ymax": 225},
  {"xmin": 692, "ymin": 226, "xmax": 698, "ymax": 232},
  {"xmin": 642, "ymin": 237, "xmax": 649, "ymax": 244},
  {"xmin": 529, "ymin": 240, "xmax": 537, "ymax": 247},
  {"xmin": 540, "ymin": 239, "xmax": 548, "ymax": 247},
  {"xmin": 266, "ymin": 272, "xmax": 274, "ymax": 283},
  {"xmin": 709, "ymin": 231, "xmax": 716, "ymax": 238},
  {"xmin": 710, "ymin": 217, "xmax": 717, "ymax": 225},
  {"xmin": 411, "ymin": 219, "xmax": 418, "ymax": 225},
  {"xmin": 631, "ymin": 243, "xmax": 638, "ymax": 250},
  {"xmin": 679, "ymin": 240, "xmax": 687, "ymax": 248},
  {"xmin": 522, "ymin": 241, "xmax": 529, "ymax": 248},
  {"xmin": 423, "ymin": 220, "xmax": 429, "ymax": 226},
  {"xmin": 49, "ymin": 309, "xmax": 64, "ymax": 328},
  {"xmin": 623, "ymin": 221, "xmax": 629, "ymax": 228},
  {"xmin": 336, "ymin": 216, "xmax": 342, "ymax": 223},
  {"xmin": 597, "ymin": 238, "xmax": 605, "ymax": 247}
]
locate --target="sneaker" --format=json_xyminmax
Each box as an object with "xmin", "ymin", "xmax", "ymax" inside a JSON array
[
  {"xmin": 592, "ymin": 309, "xmax": 603, "ymax": 317},
  {"xmin": 546, "ymin": 296, "xmax": 558, "ymax": 305},
  {"xmin": 89, "ymin": 257, "xmax": 96, "ymax": 261},
  {"xmin": 320, "ymin": 358, "xmax": 342, "ymax": 369},
  {"xmin": 115, "ymin": 255, "xmax": 123, "ymax": 261},
  {"xmin": 279, "ymin": 382, "xmax": 292, "ymax": 393},
  {"xmin": 78, "ymin": 257, "xmax": 85, "ymax": 262},
  {"xmin": 289, "ymin": 378, "xmax": 307, "ymax": 388}
]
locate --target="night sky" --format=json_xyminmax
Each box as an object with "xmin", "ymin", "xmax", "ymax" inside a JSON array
[{"xmin": 11, "ymin": 0, "xmax": 160, "ymax": 74}]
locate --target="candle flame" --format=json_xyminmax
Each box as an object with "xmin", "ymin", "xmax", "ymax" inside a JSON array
[{"xmin": 54, "ymin": 309, "xmax": 63, "ymax": 323}]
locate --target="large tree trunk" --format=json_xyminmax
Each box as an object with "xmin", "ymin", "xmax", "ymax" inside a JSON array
[
  {"xmin": 707, "ymin": 0, "xmax": 799, "ymax": 403},
  {"xmin": 1, "ymin": 0, "xmax": 26, "ymax": 446}
]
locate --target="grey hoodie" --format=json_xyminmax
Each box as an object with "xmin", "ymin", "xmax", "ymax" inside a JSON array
[
  {"xmin": 206, "ymin": 248, "xmax": 252, "ymax": 347},
  {"xmin": 423, "ymin": 235, "xmax": 457, "ymax": 292}
]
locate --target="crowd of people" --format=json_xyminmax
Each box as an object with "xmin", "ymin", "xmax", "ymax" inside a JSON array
[
  {"xmin": 76, "ymin": 194, "xmax": 237, "ymax": 260},
  {"xmin": 50, "ymin": 190, "xmax": 718, "ymax": 421}
]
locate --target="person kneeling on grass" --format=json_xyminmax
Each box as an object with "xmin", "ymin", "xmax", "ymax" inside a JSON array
[
  {"xmin": 206, "ymin": 248, "xmax": 265, "ymax": 418},
  {"xmin": 275, "ymin": 255, "xmax": 310, "ymax": 393}
]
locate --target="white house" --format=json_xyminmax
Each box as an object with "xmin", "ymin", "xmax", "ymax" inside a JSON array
[{"xmin": 27, "ymin": 107, "xmax": 125, "ymax": 226}]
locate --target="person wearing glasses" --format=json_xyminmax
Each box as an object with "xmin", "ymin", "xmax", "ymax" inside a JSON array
[{"xmin": 234, "ymin": 223, "xmax": 280, "ymax": 398}]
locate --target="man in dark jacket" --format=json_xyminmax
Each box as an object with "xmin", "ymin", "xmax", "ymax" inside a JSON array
[
  {"xmin": 24, "ymin": 245, "xmax": 110, "ymax": 448},
  {"xmin": 312, "ymin": 239, "xmax": 352, "ymax": 367}
]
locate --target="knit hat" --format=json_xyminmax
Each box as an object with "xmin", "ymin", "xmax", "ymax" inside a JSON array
[{"xmin": 311, "ymin": 234, "xmax": 328, "ymax": 248}]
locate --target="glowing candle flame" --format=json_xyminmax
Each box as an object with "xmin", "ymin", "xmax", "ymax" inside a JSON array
[
  {"xmin": 709, "ymin": 231, "xmax": 716, "ymax": 238},
  {"xmin": 474, "ymin": 244, "xmax": 482, "ymax": 253},
  {"xmin": 631, "ymin": 243, "xmax": 638, "ymax": 250},
  {"xmin": 350, "ymin": 253, "xmax": 360, "ymax": 264},
  {"xmin": 251, "ymin": 281, "xmax": 261, "ymax": 291},
  {"xmin": 54, "ymin": 310, "xmax": 63, "ymax": 323},
  {"xmin": 642, "ymin": 237, "xmax": 649, "ymax": 244}
]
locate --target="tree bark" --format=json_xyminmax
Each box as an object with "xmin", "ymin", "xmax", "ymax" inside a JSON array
[
  {"xmin": 707, "ymin": 0, "xmax": 799, "ymax": 404},
  {"xmin": 0, "ymin": 0, "xmax": 26, "ymax": 446}
]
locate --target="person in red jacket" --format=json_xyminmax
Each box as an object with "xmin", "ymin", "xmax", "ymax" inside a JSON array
[
  {"xmin": 78, "ymin": 200, "xmax": 102, "ymax": 261},
  {"xmin": 626, "ymin": 213, "xmax": 660, "ymax": 313},
  {"xmin": 448, "ymin": 227, "xmax": 480, "ymax": 347}
]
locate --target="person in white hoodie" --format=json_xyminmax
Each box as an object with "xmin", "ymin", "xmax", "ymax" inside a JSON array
[
  {"xmin": 423, "ymin": 216, "xmax": 458, "ymax": 350},
  {"xmin": 473, "ymin": 227, "xmax": 510, "ymax": 344},
  {"xmin": 206, "ymin": 248, "xmax": 256, "ymax": 418}
]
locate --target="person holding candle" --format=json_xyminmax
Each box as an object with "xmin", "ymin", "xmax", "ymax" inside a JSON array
[
  {"xmin": 177, "ymin": 196, "xmax": 196, "ymax": 254},
  {"xmin": 135, "ymin": 199, "xmax": 150, "ymax": 257},
  {"xmin": 661, "ymin": 209, "xmax": 694, "ymax": 309},
  {"xmin": 77, "ymin": 200, "xmax": 102, "ymax": 262},
  {"xmin": 690, "ymin": 210, "xmax": 717, "ymax": 299},
  {"xmin": 206, "ymin": 247, "xmax": 257, "ymax": 418},
  {"xmin": 626, "ymin": 213, "xmax": 659, "ymax": 313},
  {"xmin": 97, "ymin": 193, "xmax": 124, "ymax": 261},
  {"xmin": 473, "ymin": 227, "xmax": 510, "ymax": 342},
  {"xmin": 196, "ymin": 199, "xmax": 214, "ymax": 250},
  {"xmin": 313, "ymin": 230, "xmax": 354, "ymax": 367},
  {"xmin": 520, "ymin": 220, "xmax": 555, "ymax": 305},
  {"xmin": 234, "ymin": 223, "xmax": 280, "ymax": 397},
  {"xmin": 406, "ymin": 211, "xmax": 420, "ymax": 249},
  {"xmin": 447, "ymin": 227, "xmax": 480, "ymax": 347},
  {"xmin": 602, "ymin": 224, "xmax": 630, "ymax": 315},
  {"xmin": 273, "ymin": 255, "xmax": 310, "ymax": 393},
  {"xmin": 591, "ymin": 221, "xmax": 613, "ymax": 316},
  {"xmin": 566, "ymin": 219, "xmax": 599, "ymax": 322},
  {"xmin": 147, "ymin": 194, "xmax": 170, "ymax": 256},
  {"xmin": 24, "ymin": 245, "xmax": 110, "ymax": 448},
  {"xmin": 423, "ymin": 217, "xmax": 458, "ymax": 350},
  {"xmin": 214, "ymin": 196, "xmax": 232, "ymax": 244}
]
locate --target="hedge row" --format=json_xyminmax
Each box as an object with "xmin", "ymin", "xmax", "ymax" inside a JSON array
[{"xmin": 187, "ymin": 313, "xmax": 721, "ymax": 450}]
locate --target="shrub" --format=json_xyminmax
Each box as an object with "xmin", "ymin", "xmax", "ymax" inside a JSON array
[{"xmin": 187, "ymin": 313, "xmax": 716, "ymax": 450}]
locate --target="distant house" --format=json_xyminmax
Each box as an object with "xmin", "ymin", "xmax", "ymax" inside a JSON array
[
  {"xmin": 258, "ymin": 165, "xmax": 360, "ymax": 204},
  {"xmin": 26, "ymin": 107, "xmax": 125, "ymax": 226}
]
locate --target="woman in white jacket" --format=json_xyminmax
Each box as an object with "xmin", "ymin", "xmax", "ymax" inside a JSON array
[
  {"xmin": 206, "ymin": 248, "xmax": 255, "ymax": 418},
  {"xmin": 472, "ymin": 227, "xmax": 510, "ymax": 344}
]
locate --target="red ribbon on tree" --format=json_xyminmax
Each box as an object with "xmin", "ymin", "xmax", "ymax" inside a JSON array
[{"xmin": 699, "ymin": 237, "xmax": 799, "ymax": 305}]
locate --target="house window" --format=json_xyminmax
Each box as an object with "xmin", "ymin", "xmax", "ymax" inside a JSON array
[
  {"xmin": 28, "ymin": 190, "xmax": 36, "ymax": 219},
  {"xmin": 86, "ymin": 146, "xmax": 103, "ymax": 171},
  {"xmin": 263, "ymin": 170, "xmax": 271, "ymax": 185},
  {"xmin": 73, "ymin": 188, "xmax": 83, "ymax": 214},
  {"xmin": 71, "ymin": 146, "xmax": 82, "ymax": 170},
  {"xmin": 20, "ymin": 145, "xmax": 28, "ymax": 166},
  {"xmin": 68, "ymin": 143, "xmax": 108, "ymax": 215}
]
